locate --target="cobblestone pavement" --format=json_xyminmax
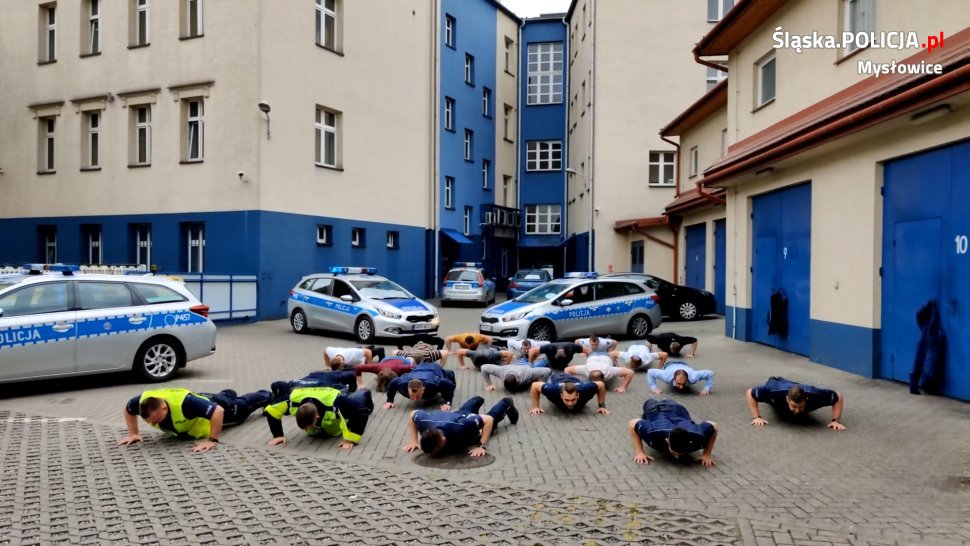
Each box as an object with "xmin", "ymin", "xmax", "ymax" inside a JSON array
[{"xmin": 0, "ymin": 304, "xmax": 968, "ymax": 545}]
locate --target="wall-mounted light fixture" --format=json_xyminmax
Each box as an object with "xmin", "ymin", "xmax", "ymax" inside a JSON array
[{"xmin": 258, "ymin": 101, "xmax": 271, "ymax": 140}]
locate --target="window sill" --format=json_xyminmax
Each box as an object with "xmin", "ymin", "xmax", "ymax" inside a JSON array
[
  {"xmin": 387, "ymin": 246, "xmax": 400, "ymax": 250},
  {"xmin": 37, "ymin": 59, "xmax": 57, "ymax": 66},
  {"xmin": 315, "ymin": 43, "xmax": 345, "ymax": 57},
  {"xmin": 648, "ymin": 183, "xmax": 675, "ymax": 188},
  {"xmin": 503, "ymin": 138, "xmax": 514, "ymax": 144},
  {"xmin": 351, "ymin": 245, "xmax": 365, "ymax": 249},
  {"xmin": 37, "ymin": 170, "xmax": 56, "ymax": 175},
  {"xmin": 316, "ymin": 242, "xmax": 332, "ymax": 247},
  {"xmin": 483, "ymin": 114, "xmax": 492, "ymax": 119},
  {"xmin": 525, "ymin": 101, "xmax": 564, "ymax": 107},
  {"xmin": 179, "ymin": 159, "xmax": 204, "ymax": 165},
  {"xmin": 465, "ymin": 81, "xmax": 475, "ymax": 88},
  {"xmin": 752, "ymin": 97, "xmax": 775, "ymax": 113},
  {"xmin": 504, "ymin": 70, "xmax": 515, "ymax": 77},
  {"xmin": 128, "ymin": 43, "xmax": 150, "ymax": 50},
  {"xmin": 128, "ymin": 163, "xmax": 152, "ymax": 169},
  {"xmin": 179, "ymin": 34, "xmax": 205, "ymax": 41},
  {"xmin": 445, "ymin": 128, "xmax": 456, "ymax": 133},
  {"xmin": 80, "ymin": 167, "xmax": 102, "ymax": 172},
  {"xmin": 79, "ymin": 51, "xmax": 101, "ymax": 59},
  {"xmin": 315, "ymin": 163, "xmax": 344, "ymax": 172},
  {"xmin": 835, "ymin": 45, "xmax": 868, "ymax": 66},
  {"xmin": 445, "ymin": 44, "xmax": 456, "ymax": 51},
  {"xmin": 445, "ymin": 206, "xmax": 455, "ymax": 211},
  {"xmin": 464, "ymin": 158, "xmax": 474, "ymax": 163}
]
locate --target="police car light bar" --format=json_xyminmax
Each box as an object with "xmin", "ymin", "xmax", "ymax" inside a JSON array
[
  {"xmin": 454, "ymin": 262, "xmax": 482, "ymax": 268},
  {"xmin": 329, "ymin": 266, "xmax": 378, "ymax": 275},
  {"xmin": 564, "ymin": 271, "xmax": 598, "ymax": 279},
  {"xmin": 22, "ymin": 263, "xmax": 81, "ymax": 275}
]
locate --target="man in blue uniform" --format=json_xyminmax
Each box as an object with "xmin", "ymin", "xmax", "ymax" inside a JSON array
[
  {"xmin": 746, "ymin": 376, "xmax": 846, "ymax": 430},
  {"xmin": 382, "ymin": 363, "xmax": 456, "ymax": 410},
  {"xmin": 264, "ymin": 386, "xmax": 374, "ymax": 449},
  {"xmin": 402, "ymin": 396, "xmax": 519, "ymax": 457},
  {"xmin": 628, "ymin": 399, "xmax": 718, "ymax": 466},
  {"xmin": 117, "ymin": 387, "xmax": 272, "ymax": 452},
  {"xmin": 528, "ymin": 372, "xmax": 609, "ymax": 416},
  {"xmin": 270, "ymin": 369, "xmax": 357, "ymax": 399}
]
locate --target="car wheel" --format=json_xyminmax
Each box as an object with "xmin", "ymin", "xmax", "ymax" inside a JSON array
[
  {"xmin": 355, "ymin": 316, "xmax": 376, "ymax": 343},
  {"xmin": 291, "ymin": 309, "xmax": 309, "ymax": 334},
  {"xmin": 627, "ymin": 314, "xmax": 653, "ymax": 338},
  {"xmin": 679, "ymin": 301, "xmax": 699, "ymax": 321},
  {"xmin": 134, "ymin": 337, "xmax": 184, "ymax": 382},
  {"xmin": 527, "ymin": 320, "xmax": 556, "ymax": 342}
]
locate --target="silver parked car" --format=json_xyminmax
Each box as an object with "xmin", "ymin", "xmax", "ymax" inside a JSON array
[
  {"xmin": 0, "ymin": 265, "xmax": 217, "ymax": 384},
  {"xmin": 479, "ymin": 272, "xmax": 662, "ymax": 341},
  {"xmin": 440, "ymin": 262, "xmax": 497, "ymax": 306},
  {"xmin": 288, "ymin": 267, "xmax": 439, "ymax": 343}
]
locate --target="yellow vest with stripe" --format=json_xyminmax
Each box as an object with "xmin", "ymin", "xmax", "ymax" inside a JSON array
[
  {"xmin": 264, "ymin": 387, "xmax": 360, "ymax": 443},
  {"xmin": 140, "ymin": 388, "xmax": 212, "ymax": 439}
]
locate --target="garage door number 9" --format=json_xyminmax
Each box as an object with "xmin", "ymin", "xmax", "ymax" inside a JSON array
[
  {"xmin": 782, "ymin": 247, "xmax": 788, "ymax": 260},
  {"xmin": 957, "ymin": 235, "xmax": 969, "ymax": 255}
]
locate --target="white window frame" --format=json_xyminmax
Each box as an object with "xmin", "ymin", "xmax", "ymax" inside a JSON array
[
  {"xmin": 88, "ymin": 0, "xmax": 100, "ymax": 54},
  {"xmin": 87, "ymin": 227, "xmax": 102, "ymax": 265},
  {"xmin": 444, "ymin": 97, "xmax": 454, "ymax": 131},
  {"xmin": 648, "ymin": 151, "xmax": 676, "ymax": 186},
  {"xmin": 464, "ymin": 130, "xmax": 473, "ymax": 161},
  {"xmin": 482, "ymin": 159, "xmax": 490, "ymax": 190},
  {"xmin": 464, "ymin": 206, "xmax": 472, "ymax": 236},
  {"xmin": 464, "ymin": 54, "xmax": 474, "ymax": 85},
  {"xmin": 503, "ymin": 104, "xmax": 512, "ymax": 140},
  {"xmin": 707, "ymin": 0, "xmax": 734, "ymax": 22},
  {"xmin": 86, "ymin": 111, "xmax": 101, "ymax": 168},
  {"xmin": 316, "ymin": 0, "xmax": 336, "ymax": 50},
  {"xmin": 185, "ymin": 0, "xmax": 203, "ymax": 38},
  {"xmin": 689, "ymin": 146, "xmax": 699, "ymax": 178},
  {"xmin": 445, "ymin": 14, "xmax": 455, "ymax": 48},
  {"xmin": 315, "ymin": 107, "xmax": 338, "ymax": 167},
  {"xmin": 135, "ymin": 225, "xmax": 151, "ymax": 266},
  {"xmin": 526, "ymin": 42, "xmax": 563, "ymax": 105},
  {"xmin": 135, "ymin": 0, "xmax": 150, "ymax": 46},
  {"xmin": 185, "ymin": 99, "xmax": 204, "ymax": 161},
  {"xmin": 41, "ymin": 117, "xmax": 56, "ymax": 172},
  {"xmin": 482, "ymin": 88, "xmax": 491, "ymax": 117},
  {"xmin": 45, "ymin": 5, "xmax": 57, "ymax": 62},
  {"xmin": 706, "ymin": 65, "xmax": 726, "ymax": 91},
  {"xmin": 525, "ymin": 204, "xmax": 561, "ymax": 235},
  {"xmin": 351, "ymin": 227, "xmax": 364, "ymax": 248},
  {"xmin": 445, "ymin": 177, "xmax": 454, "ymax": 209},
  {"xmin": 756, "ymin": 53, "xmax": 776, "ymax": 107},
  {"xmin": 386, "ymin": 231, "xmax": 398, "ymax": 249},
  {"xmin": 316, "ymin": 225, "xmax": 331, "ymax": 245},
  {"xmin": 843, "ymin": 0, "xmax": 874, "ymax": 54},
  {"xmin": 504, "ymin": 37, "xmax": 513, "ymax": 73},
  {"xmin": 134, "ymin": 105, "xmax": 151, "ymax": 165},
  {"xmin": 526, "ymin": 140, "xmax": 562, "ymax": 171},
  {"xmin": 186, "ymin": 224, "xmax": 204, "ymax": 273}
]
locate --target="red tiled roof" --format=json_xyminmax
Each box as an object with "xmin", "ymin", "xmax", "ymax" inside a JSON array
[{"xmin": 664, "ymin": 188, "xmax": 727, "ymax": 215}]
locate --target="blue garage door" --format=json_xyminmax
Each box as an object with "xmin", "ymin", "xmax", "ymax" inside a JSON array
[
  {"xmin": 751, "ymin": 183, "xmax": 811, "ymax": 356},
  {"xmin": 714, "ymin": 219, "xmax": 726, "ymax": 315},
  {"xmin": 883, "ymin": 140, "xmax": 970, "ymax": 401},
  {"xmin": 685, "ymin": 223, "xmax": 706, "ymax": 290}
]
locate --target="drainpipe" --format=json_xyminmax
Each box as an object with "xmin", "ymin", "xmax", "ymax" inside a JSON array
[
  {"xmin": 696, "ymin": 180, "xmax": 726, "ymax": 205},
  {"xmin": 588, "ymin": 0, "xmax": 596, "ymax": 272},
  {"xmin": 515, "ymin": 22, "xmax": 523, "ymax": 274},
  {"xmin": 561, "ymin": 15, "xmax": 569, "ymax": 275},
  {"xmin": 431, "ymin": 0, "xmax": 441, "ymax": 297},
  {"xmin": 660, "ymin": 135, "xmax": 681, "ymax": 197},
  {"xmin": 632, "ymin": 222, "xmax": 678, "ymax": 282}
]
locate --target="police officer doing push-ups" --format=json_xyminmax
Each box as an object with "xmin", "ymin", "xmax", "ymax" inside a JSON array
[{"xmin": 402, "ymin": 396, "xmax": 519, "ymax": 457}]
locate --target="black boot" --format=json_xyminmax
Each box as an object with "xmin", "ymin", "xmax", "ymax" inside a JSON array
[{"xmin": 504, "ymin": 397, "xmax": 519, "ymax": 425}]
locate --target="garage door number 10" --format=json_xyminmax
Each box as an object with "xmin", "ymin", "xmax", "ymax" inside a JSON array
[{"xmin": 957, "ymin": 235, "xmax": 969, "ymax": 255}]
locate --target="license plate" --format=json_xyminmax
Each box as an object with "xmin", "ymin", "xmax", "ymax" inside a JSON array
[
  {"xmin": 413, "ymin": 323, "xmax": 434, "ymax": 331},
  {"xmin": 480, "ymin": 323, "xmax": 492, "ymax": 333},
  {"xmin": 454, "ymin": 283, "xmax": 471, "ymax": 290}
]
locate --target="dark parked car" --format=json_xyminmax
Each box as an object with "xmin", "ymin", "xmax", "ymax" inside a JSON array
[
  {"xmin": 506, "ymin": 269, "xmax": 553, "ymax": 299},
  {"xmin": 604, "ymin": 273, "xmax": 716, "ymax": 320}
]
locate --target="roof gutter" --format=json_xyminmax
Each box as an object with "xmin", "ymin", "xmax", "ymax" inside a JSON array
[
  {"xmin": 694, "ymin": 53, "xmax": 729, "ymax": 73},
  {"xmin": 695, "ymin": 180, "xmax": 726, "ymax": 205},
  {"xmin": 703, "ymin": 62, "xmax": 970, "ymax": 187}
]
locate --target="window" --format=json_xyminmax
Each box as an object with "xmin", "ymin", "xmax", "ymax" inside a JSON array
[
  {"xmin": 309, "ymin": 277, "xmax": 333, "ymax": 295},
  {"xmin": 181, "ymin": 0, "xmax": 203, "ymax": 38},
  {"xmin": 721, "ymin": 128, "xmax": 728, "ymax": 156},
  {"xmin": 331, "ymin": 280, "xmax": 355, "ymax": 300},
  {"xmin": 133, "ymin": 224, "xmax": 151, "ymax": 266},
  {"xmin": 648, "ymin": 151, "xmax": 675, "ymax": 186},
  {"xmin": 131, "ymin": 283, "xmax": 187, "ymax": 305},
  {"xmin": 526, "ymin": 141, "xmax": 562, "ymax": 171},
  {"xmin": 843, "ymin": 0, "xmax": 874, "ymax": 53},
  {"xmin": 481, "ymin": 160, "xmax": 491, "ymax": 190},
  {"xmin": 41, "ymin": 4, "xmax": 56, "ymax": 63},
  {"xmin": 84, "ymin": 111, "xmax": 101, "ymax": 168},
  {"xmin": 689, "ymin": 146, "xmax": 699, "ymax": 178},
  {"xmin": 132, "ymin": 105, "xmax": 151, "ymax": 165},
  {"xmin": 482, "ymin": 88, "xmax": 491, "ymax": 117},
  {"xmin": 706, "ymin": 66, "xmax": 726, "ymax": 91},
  {"xmin": 39, "ymin": 117, "xmax": 56, "ymax": 172},
  {"xmin": 316, "ymin": 0, "xmax": 338, "ymax": 50},
  {"xmin": 525, "ymin": 204, "xmax": 561, "ymax": 234},
  {"xmin": 527, "ymin": 43, "xmax": 563, "ymax": 105},
  {"xmin": 387, "ymin": 231, "xmax": 399, "ymax": 249},
  {"xmin": 85, "ymin": 0, "xmax": 100, "ymax": 55},
  {"xmin": 444, "ymin": 97, "xmax": 455, "ymax": 131},
  {"xmin": 0, "ymin": 282, "xmax": 69, "ymax": 317},
  {"xmin": 132, "ymin": 0, "xmax": 150, "ymax": 46},
  {"xmin": 445, "ymin": 14, "xmax": 455, "ymax": 48},
  {"xmin": 40, "ymin": 226, "xmax": 57, "ymax": 263},
  {"xmin": 707, "ymin": 0, "xmax": 734, "ymax": 22},
  {"xmin": 581, "ymin": 81, "xmax": 586, "ymax": 108},
  {"xmin": 83, "ymin": 225, "xmax": 102, "ymax": 264},
  {"xmin": 756, "ymin": 53, "xmax": 776, "ymax": 107},
  {"xmin": 464, "ymin": 207, "xmax": 472, "ymax": 235},
  {"xmin": 351, "ymin": 227, "xmax": 364, "ymax": 248},
  {"xmin": 504, "ymin": 37, "xmax": 513, "ymax": 73},
  {"xmin": 502, "ymin": 175, "xmax": 512, "ymax": 206},
  {"xmin": 464, "ymin": 54, "xmax": 474, "ymax": 85},
  {"xmin": 183, "ymin": 99, "xmax": 204, "ymax": 161},
  {"xmin": 444, "ymin": 177, "xmax": 454, "ymax": 208},
  {"xmin": 317, "ymin": 225, "xmax": 332, "ymax": 246},
  {"xmin": 503, "ymin": 104, "xmax": 513, "ymax": 140},
  {"xmin": 315, "ymin": 107, "xmax": 339, "ymax": 167},
  {"xmin": 593, "ymin": 282, "xmax": 628, "ymax": 302},
  {"xmin": 78, "ymin": 282, "xmax": 135, "ymax": 310},
  {"xmin": 185, "ymin": 223, "xmax": 204, "ymax": 273},
  {"xmin": 464, "ymin": 130, "xmax": 473, "ymax": 161}
]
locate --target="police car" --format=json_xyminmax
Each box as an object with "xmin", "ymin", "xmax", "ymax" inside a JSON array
[
  {"xmin": 288, "ymin": 267, "xmax": 439, "ymax": 343},
  {"xmin": 478, "ymin": 272, "xmax": 662, "ymax": 341},
  {"xmin": 0, "ymin": 264, "xmax": 217, "ymax": 384},
  {"xmin": 440, "ymin": 262, "xmax": 496, "ymax": 306}
]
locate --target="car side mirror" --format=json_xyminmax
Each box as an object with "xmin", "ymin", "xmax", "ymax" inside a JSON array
[
  {"xmin": 340, "ymin": 295, "xmax": 354, "ymax": 303},
  {"xmin": 559, "ymin": 299, "xmax": 573, "ymax": 307}
]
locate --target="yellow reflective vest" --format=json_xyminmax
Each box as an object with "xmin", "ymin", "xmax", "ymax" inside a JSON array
[
  {"xmin": 264, "ymin": 387, "xmax": 360, "ymax": 443},
  {"xmin": 140, "ymin": 388, "xmax": 212, "ymax": 439}
]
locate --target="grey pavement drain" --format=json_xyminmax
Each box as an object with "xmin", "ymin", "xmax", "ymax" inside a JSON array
[{"xmin": 412, "ymin": 452, "xmax": 496, "ymax": 469}]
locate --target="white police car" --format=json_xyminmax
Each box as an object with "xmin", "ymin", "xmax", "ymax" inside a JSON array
[
  {"xmin": 478, "ymin": 272, "xmax": 662, "ymax": 341},
  {"xmin": 0, "ymin": 264, "xmax": 217, "ymax": 384},
  {"xmin": 440, "ymin": 262, "xmax": 496, "ymax": 306},
  {"xmin": 288, "ymin": 267, "xmax": 439, "ymax": 343}
]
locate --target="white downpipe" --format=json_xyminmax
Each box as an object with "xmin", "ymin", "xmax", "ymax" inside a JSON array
[
  {"xmin": 588, "ymin": 0, "xmax": 596, "ymax": 271},
  {"xmin": 560, "ymin": 15, "xmax": 569, "ymax": 275},
  {"xmin": 432, "ymin": 0, "xmax": 441, "ymax": 297}
]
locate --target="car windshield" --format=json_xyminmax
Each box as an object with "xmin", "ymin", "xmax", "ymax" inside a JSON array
[
  {"xmin": 515, "ymin": 281, "xmax": 570, "ymax": 303},
  {"xmin": 446, "ymin": 270, "xmax": 480, "ymax": 282},
  {"xmin": 350, "ymin": 279, "xmax": 412, "ymax": 299},
  {"xmin": 0, "ymin": 281, "xmax": 16, "ymax": 290},
  {"xmin": 514, "ymin": 270, "xmax": 548, "ymax": 281}
]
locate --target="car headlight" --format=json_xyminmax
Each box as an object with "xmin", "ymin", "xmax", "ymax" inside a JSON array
[
  {"xmin": 503, "ymin": 311, "xmax": 530, "ymax": 321},
  {"xmin": 431, "ymin": 315, "xmax": 440, "ymax": 325},
  {"xmin": 377, "ymin": 307, "xmax": 402, "ymax": 319}
]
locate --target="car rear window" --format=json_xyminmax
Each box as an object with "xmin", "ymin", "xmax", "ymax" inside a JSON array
[
  {"xmin": 515, "ymin": 270, "xmax": 548, "ymax": 281},
  {"xmin": 446, "ymin": 270, "xmax": 480, "ymax": 282},
  {"xmin": 130, "ymin": 283, "xmax": 188, "ymax": 305}
]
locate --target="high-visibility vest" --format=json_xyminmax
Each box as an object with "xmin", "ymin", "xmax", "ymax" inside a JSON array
[
  {"xmin": 264, "ymin": 387, "xmax": 360, "ymax": 443},
  {"xmin": 139, "ymin": 388, "xmax": 212, "ymax": 439}
]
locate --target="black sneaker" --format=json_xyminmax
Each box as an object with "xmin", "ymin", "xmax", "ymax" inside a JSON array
[
  {"xmin": 361, "ymin": 389, "xmax": 375, "ymax": 414},
  {"xmin": 504, "ymin": 397, "xmax": 519, "ymax": 425}
]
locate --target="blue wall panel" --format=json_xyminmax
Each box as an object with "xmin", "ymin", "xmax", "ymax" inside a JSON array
[
  {"xmin": 724, "ymin": 305, "xmax": 752, "ymax": 341},
  {"xmin": 810, "ymin": 319, "xmax": 879, "ymax": 377},
  {"xmin": 685, "ymin": 223, "xmax": 706, "ymax": 290},
  {"xmin": 714, "ymin": 218, "xmax": 726, "ymax": 314}
]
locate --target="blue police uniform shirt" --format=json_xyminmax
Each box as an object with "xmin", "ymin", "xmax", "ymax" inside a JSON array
[
  {"xmin": 635, "ymin": 409, "xmax": 714, "ymax": 459},
  {"xmin": 125, "ymin": 393, "xmax": 218, "ymax": 439},
  {"xmin": 540, "ymin": 381, "xmax": 598, "ymax": 412},
  {"xmin": 386, "ymin": 363, "xmax": 455, "ymax": 404},
  {"xmin": 751, "ymin": 378, "xmax": 839, "ymax": 418},
  {"xmin": 412, "ymin": 409, "xmax": 484, "ymax": 452}
]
